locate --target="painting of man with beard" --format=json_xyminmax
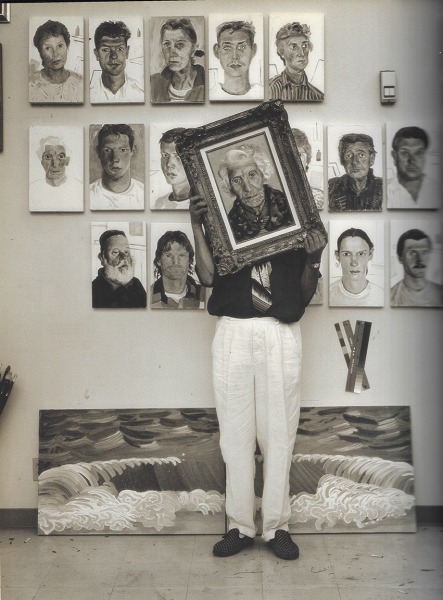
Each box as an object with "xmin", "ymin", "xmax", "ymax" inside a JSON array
[{"xmin": 92, "ymin": 228, "xmax": 147, "ymax": 308}]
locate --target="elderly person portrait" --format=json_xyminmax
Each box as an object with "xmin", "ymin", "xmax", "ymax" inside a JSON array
[
  {"xmin": 90, "ymin": 20, "xmax": 144, "ymax": 103},
  {"xmin": 92, "ymin": 229, "xmax": 147, "ymax": 309},
  {"xmin": 330, "ymin": 227, "xmax": 384, "ymax": 307},
  {"xmin": 90, "ymin": 124, "xmax": 144, "ymax": 211},
  {"xmin": 390, "ymin": 228, "xmax": 443, "ymax": 307},
  {"xmin": 328, "ymin": 133, "xmax": 383, "ymax": 211},
  {"xmin": 151, "ymin": 230, "xmax": 205, "ymax": 309},
  {"xmin": 269, "ymin": 21, "xmax": 324, "ymax": 102},
  {"xmin": 29, "ymin": 19, "xmax": 83, "ymax": 103},
  {"xmin": 210, "ymin": 20, "xmax": 263, "ymax": 101},
  {"xmin": 387, "ymin": 126, "xmax": 440, "ymax": 209},
  {"xmin": 218, "ymin": 144, "xmax": 294, "ymax": 243},
  {"xmin": 150, "ymin": 17, "xmax": 205, "ymax": 104},
  {"xmin": 29, "ymin": 129, "xmax": 83, "ymax": 212},
  {"xmin": 152, "ymin": 128, "xmax": 191, "ymax": 210}
]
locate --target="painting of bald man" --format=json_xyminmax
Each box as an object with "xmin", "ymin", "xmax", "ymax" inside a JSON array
[{"xmin": 29, "ymin": 126, "xmax": 83, "ymax": 212}]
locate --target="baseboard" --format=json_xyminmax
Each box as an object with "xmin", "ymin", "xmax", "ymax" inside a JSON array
[{"xmin": 1, "ymin": 506, "xmax": 442, "ymax": 529}]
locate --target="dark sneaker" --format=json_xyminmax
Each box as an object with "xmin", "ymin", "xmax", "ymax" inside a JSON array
[
  {"xmin": 213, "ymin": 528, "xmax": 254, "ymax": 557},
  {"xmin": 267, "ymin": 530, "xmax": 299, "ymax": 560}
]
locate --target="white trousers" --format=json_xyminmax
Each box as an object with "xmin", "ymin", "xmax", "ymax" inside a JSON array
[{"xmin": 212, "ymin": 316, "xmax": 302, "ymax": 541}]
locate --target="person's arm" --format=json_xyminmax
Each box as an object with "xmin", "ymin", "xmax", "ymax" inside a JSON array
[
  {"xmin": 300, "ymin": 229, "xmax": 328, "ymax": 305},
  {"xmin": 189, "ymin": 196, "xmax": 215, "ymax": 287}
]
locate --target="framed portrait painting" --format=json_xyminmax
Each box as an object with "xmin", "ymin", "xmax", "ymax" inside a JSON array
[
  {"xmin": 29, "ymin": 17, "xmax": 84, "ymax": 104},
  {"xmin": 174, "ymin": 100, "xmax": 327, "ymax": 275},
  {"xmin": 289, "ymin": 120, "xmax": 324, "ymax": 210}
]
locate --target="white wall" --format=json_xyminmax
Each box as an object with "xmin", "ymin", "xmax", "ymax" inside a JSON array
[{"xmin": 0, "ymin": 0, "xmax": 442, "ymax": 510}]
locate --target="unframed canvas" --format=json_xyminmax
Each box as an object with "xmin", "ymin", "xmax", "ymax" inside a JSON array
[{"xmin": 38, "ymin": 406, "xmax": 415, "ymax": 535}]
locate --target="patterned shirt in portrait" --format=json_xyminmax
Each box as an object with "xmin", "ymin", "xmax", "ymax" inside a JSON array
[
  {"xmin": 269, "ymin": 70, "xmax": 324, "ymax": 101},
  {"xmin": 228, "ymin": 184, "xmax": 294, "ymax": 242},
  {"xmin": 328, "ymin": 169, "xmax": 383, "ymax": 212}
]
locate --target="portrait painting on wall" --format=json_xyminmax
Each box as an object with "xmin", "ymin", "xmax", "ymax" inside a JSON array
[
  {"xmin": 29, "ymin": 125, "xmax": 83, "ymax": 212},
  {"xmin": 208, "ymin": 13, "xmax": 264, "ymax": 102},
  {"xmin": 174, "ymin": 101, "xmax": 326, "ymax": 275},
  {"xmin": 150, "ymin": 222, "xmax": 206, "ymax": 310},
  {"xmin": 327, "ymin": 125, "xmax": 383, "ymax": 212},
  {"xmin": 329, "ymin": 220, "xmax": 385, "ymax": 307},
  {"xmin": 149, "ymin": 123, "xmax": 198, "ymax": 210},
  {"xmin": 289, "ymin": 120, "xmax": 324, "ymax": 210},
  {"xmin": 89, "ymin": 123, "xmax": 145, "ymax": 211},
  {"xmin": 91, "ymin": 221, "xmax": 147, "ymax": 309},
  {"xmin": 89, "ymin": 17, "xmax": 144, "ymax": 104},
  {"xmin": 390, "ymin": 220, "xmax": 443, "ymax": 308},
  {"xmin": 150, "ymin": 16, "xmax": 205, "ymax": 104},
  {"xmin": 269, "ymin": 13, "xmax": 324, "ymax": 102},
  {"xmin": 386, "ymin": 122, "xmax": 441, "ymax": 210},
  {"xmin": 29, "ymin": 17, "xmax": 84, "ymax": 104}
]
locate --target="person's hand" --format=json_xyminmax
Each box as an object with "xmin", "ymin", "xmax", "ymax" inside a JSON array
[
  {"xmin": 189, "ymin": 195, "xmax": 208, "ymax": 226},
  {"xmin": 303, "ymin": 228, "xmax": 328, "ymax": 264}
]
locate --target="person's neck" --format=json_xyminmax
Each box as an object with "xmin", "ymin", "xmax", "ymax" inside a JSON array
[
  {"xmin": 402, "ymin": 272, "xmax": 427, "ymax": 292},
  {"xmin": 285, "ymin": 68, "xmax": 305, "ymax": 85},
  {"xmin": 171, "ymin": 183, "xmax": 190, "ymax": 201},
  {"xmin": 102, "ymin": 172, "xmax": 131, "ymax": 193},
  {"xmin": 42, "ymin": 66, "xmax": 69, "ymax": 84},
  {"xmin": 101, "ymin": 71, "xmax": 126, "ymax": 94},
  {"xmin": 46, "ymin": 175, "xmax": 67, "ymax": 187},
  {"xmin": 342, "ymin": 277, "xmax": 368, "ymax": 295},
  {"xmin": 349, "ymin": 175, "xmax": 368, "ymax": 195},
  {"xmin": 398, "ymin": 176, "xmax": 423, "ymax": 201},
  {"xmin": 163, "ymin": 276, "xmax": 187, "ymax": 294},
  {"xmin": 171, "ymin": 64, "xmax": 196, "ymax": 90},
  {"xmin": 222, "ymin": 74, "xmax": 251, "ymax": 95}
]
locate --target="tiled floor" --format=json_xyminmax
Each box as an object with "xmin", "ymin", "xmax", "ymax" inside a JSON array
[{"xmin": 0, "ymin": 526, "xmax": 442, "ymax": 599}]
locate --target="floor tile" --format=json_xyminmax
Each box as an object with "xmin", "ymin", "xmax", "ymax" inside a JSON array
[
  {"xmin": 1, "ymin": 560, "xmax": 54, "ymax": 589},
  {"xmin": 263, "ymin": 586, "xmax": 341, "ymax": 600},
  {"xmin": 39, "ymin": 560, "xmax": 120, "ymax": 589},
  {"xmin": 114, "ymin": 560, "xmax": 191, "ymax": 588},
  {"xmin": 186, "ymin": 586, "xmax": 264, "ymax": 600},
  {"xmin": 110, "ymin": 587, "xmax": 187, "ymax": 600},
  {"xmin": 0, "ymin": 588, "xmax": 40, "ymax": 600},
  {"xmin": 34, "ymin": 586, "xmax": 113, "ymax": 600},
  {"xmin": 337, "ymin": 586, "xmax": 419, "ymax": 599},
  {"xmin": 189, "ymin": 557, "xmax": 263, "ymax": 588}
]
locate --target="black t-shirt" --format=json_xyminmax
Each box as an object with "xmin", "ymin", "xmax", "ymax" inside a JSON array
[{"xmin": 207, "ymin": 249, "xmax": 311, "ymax": 323}]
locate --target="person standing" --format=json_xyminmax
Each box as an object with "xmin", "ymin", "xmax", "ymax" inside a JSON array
[{"xmin": 189, "ymin": 195, "xmax": 327, "ymax": 559}]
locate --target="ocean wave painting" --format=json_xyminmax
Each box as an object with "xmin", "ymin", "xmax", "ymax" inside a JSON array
[{"xmin": 38, "ymin": 406, "xmax": 415, "ymax": 535}]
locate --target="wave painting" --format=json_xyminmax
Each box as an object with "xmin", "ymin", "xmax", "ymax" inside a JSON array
[{"xmin": 38, "ymin": 406, "xmax": 415, "ymax": 535}]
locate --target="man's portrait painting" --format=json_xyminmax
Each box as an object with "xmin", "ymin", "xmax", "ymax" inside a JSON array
[
  {"xmin": 208, "ymin": 13, "xmax": 264, "ymax": 102},
  {"xmin": 150, "ymin": 16, "xmax": 205, "ymax": 104},
  {"xmin": 390, "ymin": 220, "xmax": 443, "ymax": 308},
  {"xmin": 329, "ymin": 220, "xmax": 385, "ymax": 308},
  {"xmin": 89, "ymin": 17, "xmax": 144, "ymax": 104},
  {"xmin": 89, "ymin": 123, "xmax": 145, "ymax": 211},
  {"xmin": 149, "ymin": 123, "xmax": 198, "ymax": 210},
  {"xmin": 201, "ymin": 129, "xmax": 300, "ymax": 250},
  {"xmin": 289, "ymin": 120, "xmax": 324, "ymax": 210},
  {"xmin": 91, "ymin": 221, "xmax": 147, "ymax": 309},
  {"xmin": 150, "ymin": 223, "xmax": 206, "ymax": 310},
  {"xmin": 29, "ymin": 17, "xmax": 84, "ymax": 104},
  {"xmin": 29, "ymin": 125, "xmax": 83, "ymax": 212},
  {"xmin": 268, "ymin": 13, "xmax": 324, "ymax": 102},
  {"xmin": 327, "ymin": 125, "xmax": 383, "ymax": 212},
  {"xmin": 386, "ymin": 122, "xmax": 441, "ymax": 210}
]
